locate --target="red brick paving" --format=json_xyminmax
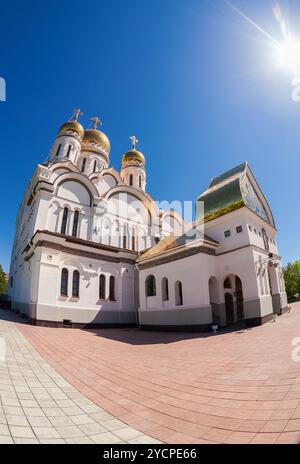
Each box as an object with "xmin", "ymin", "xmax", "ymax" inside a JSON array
[{"xmin": 14, "ymin": 304, "xmax": 300, "ymax": 444}]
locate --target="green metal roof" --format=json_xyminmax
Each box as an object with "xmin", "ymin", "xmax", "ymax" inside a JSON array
[
  {"xmin": 198, "ymin": 163, "xmax": 247, "ymax": 223},
  {"xmin": 209, "ymin": 162, "xmax": 247, "ymax": 188},
  {"xmin": 197, "ymin": 162, "xmax": 274, "ymax": 226}
]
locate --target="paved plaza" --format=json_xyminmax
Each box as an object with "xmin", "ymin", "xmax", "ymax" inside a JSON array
[
  {"xmin": 0, "ymin": 309, "xmax": 159, "ymax": 444},
  {"xmin": 2, "ymin": 306, "xmax": 300, "ymax": 444}
]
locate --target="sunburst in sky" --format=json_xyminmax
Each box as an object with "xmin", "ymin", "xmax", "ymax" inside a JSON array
[{"xmin": 226, "ymin": 1, "xmax": 300, "ymax": 76}]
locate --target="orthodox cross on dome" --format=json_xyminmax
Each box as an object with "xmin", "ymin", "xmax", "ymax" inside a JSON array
[
  {"xmin": 130, "ymin": 135, "xmax": 138, "ymax": 150},
  {"xmin": 91, "ymin": 117, "xmax": 102, "ymax": 130},
  {"xmin": 71, "ymin": 109, "xmax": 83, "ymax": 122}
]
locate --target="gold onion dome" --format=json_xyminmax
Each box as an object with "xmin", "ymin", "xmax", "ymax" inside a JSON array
[
  {"xmin": 122, "ymin": 136, "xmax": 145, "ymax": 166},
  {"xmin": 58, "ymin": 121, "xmax": 84, "ymax": 140},
  {"xmin": 122, "ymin": 149, "xmax": 145, "ymax": 165},
  {"xmin": 83, "ymin": 129, "xmax": 111, "ymax": 153}
]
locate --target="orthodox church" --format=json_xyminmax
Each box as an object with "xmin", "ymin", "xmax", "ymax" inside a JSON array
[{"xmin": 8, "ymin": 111, "xmax": 288, "ymax": 330}]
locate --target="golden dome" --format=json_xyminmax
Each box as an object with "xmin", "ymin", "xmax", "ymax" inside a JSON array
[
  {"xmin": 58, "ymin": 121, "xmax": 84, "ymax": 139},
  {"xmin": 83, "ymin": 129, "xmax": 110, "ymax": 153},
  {"xmin": 122, "ymin": 149, "xmax": 145, "ymax": 165}
]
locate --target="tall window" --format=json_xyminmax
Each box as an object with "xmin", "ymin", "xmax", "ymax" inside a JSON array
[
  {"xmin": 123, "ymin": 235, "xmax": 127, "ymax": 249},
  {"xmin": 132, "ymin": 232, "xmax": 136, "ymax": 251},
  {"xmin": 72, "ymin": 210, "xmax": 79, "ymax": 237},
  {"xmin": 139, "ymin": 176, "xmax": 142, "ymax": 188},
  {"xmin": 175, "ymin": 281, "xmax": 183, "ymax": 306},
  {"xmin": 224, "ymin": 278, "xmax": 231, "ymax": 289},
  {"xmin": 129, "ymin": 174, "xmax": 133, "ymax": 186},
  {"xmin": 93, "ymin": 160, "xmax": 97, "ymax": 173},
  {"xmin": 81, "ymin": 158, "xmax": 86, "ymax": 173},
  {"xmin": 146, "ymin": 275, "xmax": 156, "ymax": 297},
  {"xmin": 56, "ymin": 144, "xmax": 61, "ymax": 157},
  {"xmin": 109, "ymin": 276, "xmax": 116, "ymax": 301},
  {"xmin": 72, "ymin": 270, "xmax": 80, "ymax": 298},
  {"xmin": 262, "ymin": 228, "xmax": 270, "ymax": 251},
  {"xmin": 162, "ymin": 277, "xmax": 169, "ymax": 301},
  {"xmin": 99, "ymin": 274, "xmax": 106, "ymax": 300},
  {"xmin": 60, "ymin": 268, "xmax": 68, "ymax": 296},
  {"xmin": 66, "ymin": 144, "xmax": 72, "ymax": 158},
  {"xmin": 61, "ymin": 207, "xmax": 69, "ymax": 235}
]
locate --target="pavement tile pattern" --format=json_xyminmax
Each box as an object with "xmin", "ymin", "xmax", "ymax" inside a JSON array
[
  {"xmin": 0, "ymin": 309, "xmax": 159, "ymax": 444},
  {"xmin": 2, "ymin": 305, "xmax": 300, "ymax": 444}
]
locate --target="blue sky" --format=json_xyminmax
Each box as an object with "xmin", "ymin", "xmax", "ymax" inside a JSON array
[{"xmin": 1, "ymin": 0, "xmax": 300, "ymax": 271}]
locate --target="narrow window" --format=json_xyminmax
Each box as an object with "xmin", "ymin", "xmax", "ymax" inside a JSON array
[
  {"xmin": 236, "ymin": 225, "xmax": 243, "ymax": 234},
  {"xmin": 109, "ymin": 276, "xmax": 116, "ymax": 301},
  {"xmin": 224, "ymin": 230, "xmax": 230, "ymax": 238},
  {"xmin": 93, "ymin": 160, "xmax": 97, "ymax": 173},
  {"xmin": 146, "ymin": 275, "xmax": 156, "ymax": 297},
  {"xmin": 61, "ymin": 207, "xmax": 68, "ymax": 235},
  {"xmin": 99, "ymin": 274, "xmax": 106, "ymax": 300},
  {"xmin": 10, "ymin": 276, "xmax": 13, "ymax": 288},
  {"xmin": 60, "ymin": 268, "xmax": 68, "ymax": 297},
  {"xmin": 56, "ymin": 144, "xmax": 61, "ymax": 157},
  {"xmin": 123, "ymin": 235, "xmax": 127, "ymax": 249},
  {"xmin": 139, "ymin": 176, "xmax": 142, "ymax": 188},
  {"xmin": 175, "ymin": 281, "xmax": 183, "ymax": 306},
  {"xmin": 72, "ymin": 210, "xmax": 79, "ymax": 237},
  {"xmin": 262, "ymin": 228, "xmax": 270, "ymax": 251},
  {"xmin": 132, "ymin": 232, "xmax": 135, "ymax": 251},
  {"xmin": 72, "ymin": 270, "xmax": 80, "ymax": 298},
  {"xmin": 162, "ymin": 277, "xmax": 169, "ymax": 301},
  {"xmin": 81, "ymin": 158, "xmax": 86, "ymax": 173},
  {"xmin": 129, "ymin": 174, "xmax": 133, "ymax": 186},
  {"xmin": 66, "ymin": 145, "xmax": 72, "ymax": 158}
]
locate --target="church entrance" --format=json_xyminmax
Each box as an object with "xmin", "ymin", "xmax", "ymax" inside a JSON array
[
  {"xmin": 225, "ymin": 293, "xmax": 235, "ymax": 326},
  {"xmin": 223, "ymin": 275, "xmax": 244, "ymax": 327},
  {"xmin": 235, "ymin": 276, "xmax": 244, "ymax": 322}
]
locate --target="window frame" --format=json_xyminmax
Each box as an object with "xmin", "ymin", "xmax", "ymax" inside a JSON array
[
  {"xmin": 72, "ymin": 270, "xmax": 80, "ymax": 298},
  {"xmin": 146, "ymin": 275, "xmax": 156, "ymax": 297},
  {"xmin": 60, "ymin": 268, "xmax": 69, "ymax": 297}
]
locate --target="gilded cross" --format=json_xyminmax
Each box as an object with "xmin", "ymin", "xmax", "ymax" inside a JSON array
[
  {"xmin": 130, "ymin": 136, "xmax": 138, "ymax": 150},
  {"xmin": 91, "ymin": 117, "xmax": 102, "ymax": 130},
  {"xmin": 72, "ymin": 109, "xmax": 83, "ymax": 121}
]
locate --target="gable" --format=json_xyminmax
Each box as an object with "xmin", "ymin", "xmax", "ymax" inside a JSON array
[{"xmin": 197, "ymin": 162, "xmax": 275, "ymax": 227}]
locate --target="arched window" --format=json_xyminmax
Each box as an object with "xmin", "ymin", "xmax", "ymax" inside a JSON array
[
  {"xmin": 81, "ymin": 158, "xmax": 86, "ymax": 173},
  {"xmin": 66, "ymin": 145, "xmax": 72, "ymax": 158},
  {"xmin": 56, "ymin": 144, "xmax": 61, "ymax": 157},
  {"xmin": 132, "ymin": 231, "xmax": 136, "ymax": 251},
  {"xmin": 72, "ymin": 210, "xmax": 79, "ymax": 237},
  {"xmin": 60, "ymin": 268, "xmax": 68, "ymax": 297},
  {"xmin": 72, "ymin": 270, "xmax": 80, "ymax": 298},
  {"xmin": 224, "ymin": 277, "xmax": 231, "ymax": 289},
  {"xmin": 146, "ymin": 275, "xmax": 156, "ymax": 297},
  {"xmin": 262, "ymin": 228, "xmax": 270, "ymax": 251},
  {"xmin": 109, "ymin": 276, "xmax": 116, "ymax": 301},
  {"xmin": 93, "ymin": 160, "xmax": 97, "ymax": 173},
  {"xmin": 175, "ymin": 281, "xmax": 183, "ymax": 306},
  {"xmin": 61, "ymin": 207, "xmax": 69, "ymax": 235},
  {"xmin": 99, "ymin": 274, "xmax": 106, "ymax": 300},
  {"xmin": 162, "ymin": 277, "xmax": 169, "ymax": 301},
  {"xmin": 139, "ymin": 176, "xmax": 142, "ymax": 188},
  {"xmin": 129, "ymin": 174, "xmax": 133, "ymax": 186}
]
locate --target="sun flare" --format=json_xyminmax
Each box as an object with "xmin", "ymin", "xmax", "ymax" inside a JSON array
[{"xmin": 275, "ymin": 40, "xmax": 300, "ymax": 71}]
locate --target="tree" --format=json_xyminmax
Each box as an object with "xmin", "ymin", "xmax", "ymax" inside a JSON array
[
  {"xmin": 0, "ymin": 265, "xmax": 7, "ymax": 296},
  {"xmin": 283, "ymin": 261, "xmax": 300, "ymax": 298}
]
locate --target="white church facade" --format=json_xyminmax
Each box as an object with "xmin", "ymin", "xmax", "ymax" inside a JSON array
[{"xmin": 8, "ymin": 111, "xmax": 288, "ymax": 330}]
